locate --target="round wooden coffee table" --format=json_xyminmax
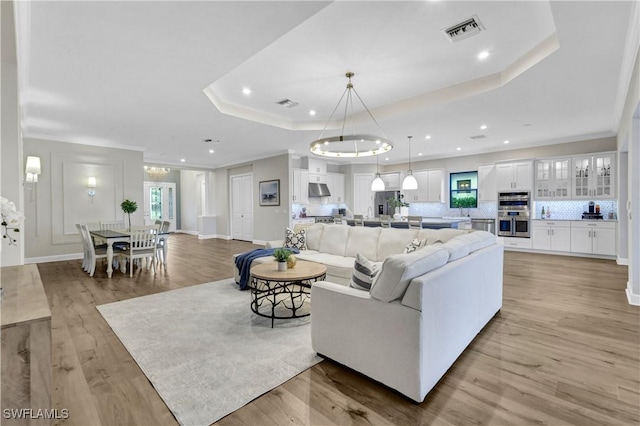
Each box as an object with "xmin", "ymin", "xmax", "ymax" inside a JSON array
[{"xmin": 250, "ymin": 260, "xmax": 327, "ymax": 328}]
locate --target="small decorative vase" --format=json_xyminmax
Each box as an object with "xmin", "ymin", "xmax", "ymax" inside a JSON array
[
  {"xmin": 287, "ymin": 255, "xmax": 297, "ymax": 269},
  {"xmin": 393, "ymin": 207, "xmax": 402, "ymax": 220},
  {"xmin": 277, "ymin": 261, "xmax": 287, "ymax": 271}
]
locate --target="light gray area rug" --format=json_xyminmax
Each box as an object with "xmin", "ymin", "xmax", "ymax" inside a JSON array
[{"xmin": 96, "ymin": 279, "xmax": 321, "ymax": 426}]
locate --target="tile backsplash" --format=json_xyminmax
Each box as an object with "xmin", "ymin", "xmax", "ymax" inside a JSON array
[
  {"xmin": 408, "ymin": 201, "xmax": 497, "ymax": 218},
  {"xmin": 531, "ymin": 200, "xmax": 617, "ymax": 220}
]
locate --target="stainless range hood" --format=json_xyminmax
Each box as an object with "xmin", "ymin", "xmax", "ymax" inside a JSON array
[{"xmin": 308, "ymin": 182, "xmax": 331, "ymax": 197}]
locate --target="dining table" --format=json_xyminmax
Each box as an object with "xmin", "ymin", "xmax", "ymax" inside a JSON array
[{"xmin": 89, "ymin": 229, "xmax": 170, "ymax": 278}]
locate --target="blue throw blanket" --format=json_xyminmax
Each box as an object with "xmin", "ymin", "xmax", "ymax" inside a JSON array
[{"xmin": 234, "ymin": 248, "xmax": 299, "ymax": 290}]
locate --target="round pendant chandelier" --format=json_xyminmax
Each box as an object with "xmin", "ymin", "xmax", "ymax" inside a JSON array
[
  {"xmin": 310, "ymin": 72, "xmax": 393, "ymax": 158},
  {"xmin": 145, "ymin": 166, "xmax": 171, "ymax": 180}
]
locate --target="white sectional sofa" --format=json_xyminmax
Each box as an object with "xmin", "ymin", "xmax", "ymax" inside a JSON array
[
  {"xmin": 233, "ymin": 223, "xmax": 467, "ymax": 285},
  {"xmin": 233, "ymin": 223, "xmax": 504, "ymax": 402}
]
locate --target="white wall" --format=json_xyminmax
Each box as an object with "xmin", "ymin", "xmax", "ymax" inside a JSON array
[
  {"xmin": 23, "ymin": 138, "xmax": 144, "ymax": 261},
  {"xmin": 1, "ymin": 1, "xmax": 24, "ymax": 266},
  {"xmin": 179, "ymin": 170, "xmax": 200, "ymax": 232}
]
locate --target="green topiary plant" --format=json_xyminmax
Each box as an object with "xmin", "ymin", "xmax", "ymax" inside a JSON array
[
  {"xmin": 387, "ymin": 194, "xmax": 410, "ymax": 208},
  {"xmin": 120, "ymin": 199, "xmax": 138, "ymax": 231},
  {"xmin": 273, "ymin": 248, "xmax": 292, "ymax": 262}
]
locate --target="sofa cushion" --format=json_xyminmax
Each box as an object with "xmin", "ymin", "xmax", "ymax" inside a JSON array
[
  {"xmin": 349, "ymin": 253, "xmax": 381, "ymax": 291},
  {"xmin": 440, "ymin": 236, "xmax": 471, "ymax": 261},
  {"xmin": 318, "ymin": 224, "xmax": 349, "ymax": 256},
  {"xmin": 345, "ymin": 226, "xmax": 380, "ymax": 261},
  {"xmin": 369, "ymin": 245, "xmax": 450, "ymax": 303},
  {"xmin": 462, "ymin": 230, "xmax": 496, "ymax": 252},
  {"xmin": 419, "ymin": 228, "xmax": 466, "ymax": 245},
  {"xmin": 285, "ymin": 227, "xmax": 307, "ymax": 250},
  {"xmin": 376, "ymin": 228, "xmax": 420, "ymax": 261},
  {"xmin": 305, "ymin": 224, "xmax": 324, "ymax": 251},
  {"xmin": 295, "ymin": 252, "xmax": 355, "ymax": 280},
  {"xmin": 404, "ymin": 238, "xmax": 422, "ymax": 254}
]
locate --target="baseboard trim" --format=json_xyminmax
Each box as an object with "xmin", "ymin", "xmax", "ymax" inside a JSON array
[
  {"xmin": 626, "ymin": 282, "xmax": 640, "ymax": 306},
  {"xmin": 198, "ymin": 234, "xmax": 217, "ymax": 240},
  {"xmin": 252, "ymin": 239, "xmax": 267, "ymax": 246},
  {"xmin": 175, "ymin": 230, "xmax": 199, "ymax": 236},
  {"xmin": 25, "ymin": 253, "xmax": 83, "ymax": 264},
  {"xmin": 617, "ymin": 257, "xmax": 629, "ymax": 265}
]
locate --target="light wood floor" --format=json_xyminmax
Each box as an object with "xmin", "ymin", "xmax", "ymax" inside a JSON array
[{"xmin": 37, "ymin": 234, "xmax": 639, "ymax": 425}]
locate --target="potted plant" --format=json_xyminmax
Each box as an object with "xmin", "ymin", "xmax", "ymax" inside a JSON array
[
  {"xmin": 387, "ymin": 194, "xmax": 410, "ymax": 219},
  {"xmin": 120, "ymin": 199, "xmax": 138, "ymax": 231},
  {"xmin": 273, "ymin": 248, "xmax": 292, "ymax": 271},
  {"xmin": 452, "ymin": 196, "xmax": 476, "ymax": 217}
]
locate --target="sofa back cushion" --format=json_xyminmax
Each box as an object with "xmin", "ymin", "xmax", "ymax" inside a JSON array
[
  {"xmin": 440, "ymin": 236, "xmax": 471, "ymax": 261},
  {"xmin": 418, "ymin": 228, "xmax": 466, "ymax": 245},
  {"xmin": 463, "ymin": 230, "xmax": 497, "ymax": 252},
  {"xmin": 376, "ymin": 228, "xmax": 420, "ymax": 261},
  {"xmin": 369, "ymin": 245, "xmax": 450, "ymax": 303},
  {"xmin": 318, "ymin": 224, "xmax": 349, "ymax": 256},
  {"xmin": 345, "ymin": 227, "xmax": 380, "ymax": 260},
  {"xmin": 304, "ymin": 224, "xmax": 325, "ymax": 251}
]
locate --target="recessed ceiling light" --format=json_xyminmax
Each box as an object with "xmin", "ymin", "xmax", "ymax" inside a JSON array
[
  {"xmin": 309, "ymin": 110, "xmax": 316, "ymax": 116},
  {"xmin": 242, "ymin": 88, "xmax": 251, "ymax": 95},
  {"xmin": 385, "ymin": 157, "xmax": 389, "ymax": 161},
  {"xmin": 456, "ymin": 147, "xmax": 462, "ymax": 151},
  {"xmin": 418, "ymin": 153, "xmax": 423, "ymax": 156},
  {"xmin": 209, "ymin": 149, "xmax": 214, "ymax": 154},
  {"xmin": 425, "ymin": 135, "xmax": 431, "ymax": 140},
  {"xmin": 480, "ymin": 124, "xmax": 487, "ymax": 130},
  {"xmin": 504, "ymin": 140, "xmax": 510, "ymax": 144},
  {"xmin": 478, "ymin": 50, "xmax": 490, "ymax": 60},
  {"xmin": 180, "ymin": 158, "xmax": 186, "ymax": 162}
]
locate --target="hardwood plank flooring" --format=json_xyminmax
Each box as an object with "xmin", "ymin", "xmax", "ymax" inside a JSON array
[{"xmin": 35, "ymin": 234, "xmax": 639, "ymax": 425}]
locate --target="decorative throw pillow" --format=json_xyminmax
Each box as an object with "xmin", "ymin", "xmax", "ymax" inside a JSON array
[
  {"xmin": 404, "ymin": 238, "xmax": 422, "ymax": 254},
  {"xmin": 349, "ymin": 253, "xmax": 381, "ymax": 291},
  {"xmin": 284, "ymin": 227, "xmax": 307, "ymax": 250}
]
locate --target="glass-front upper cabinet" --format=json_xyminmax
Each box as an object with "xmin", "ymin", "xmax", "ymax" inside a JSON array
[
  {"xmin": 534, "ymin": 158, "xmax": 571, "ymax": 200},
  {"xmin": 571, "ymin": 153, "xmax": 615, "ymax": 199}
]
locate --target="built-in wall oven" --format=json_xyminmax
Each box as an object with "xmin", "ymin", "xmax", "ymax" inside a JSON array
[{"xmin": 497, "ymin": 191, "xmax": 531, "ymax": 238}]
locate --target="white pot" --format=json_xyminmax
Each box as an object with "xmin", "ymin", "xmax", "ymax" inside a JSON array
[{"xmin": 277, "ymin": 261, "xmax": 287, "ymax": 271}]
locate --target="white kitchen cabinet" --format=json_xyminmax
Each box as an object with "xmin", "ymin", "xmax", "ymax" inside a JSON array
[
  {"xmin": 572, "ymin": 153, "xmax": 616, "ymax": 199},
  {"xmin": 381, "ymin": 172, "xmax": 401, "ymax": 190},
  {"xmin": 498, "ymin": 237, "xmax": 532, "ymax": 249},
  {"xmin": 532, "ymin": 221, "xmax": 571, "ymax": 252},
  {"xmin": 292, "ymin": 168, "xmax": 309, "ymax": 204},
  {"xmin": 353, "ymin": 174, "xmax": 374, "ymax": 216},
  {"xmin": 308, "ymin": 173, "xmax": 327, "ymax": 184},
  {"xmin": 327, "ymin": 172, "xmax": 345, "ymax": 204},
  {"xmin": 404, "ymin": 169, "xmax": 444, "ymax": 202},
  {"xmin": 305, "ymin": 157, "xmax": 327, "ymax": 175},
  {"xmin": 478, "ymin": 164, "xmax": 497, "ymax": 201},
  {"xmin": 496, "ymin": 161, "xmax": 533, "ymax": 191},
  {"xmin": 534, "ymin": 158, "xmax": 571, "ymax": 200},
  {"xmin": 570, "ymin": 221, "xmax": 616, "ymax": 256}
]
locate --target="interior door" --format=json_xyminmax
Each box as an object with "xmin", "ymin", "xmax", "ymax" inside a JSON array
[{"xmin": 231, "ymin": 174, "xmax": 253, "ymax": 241}]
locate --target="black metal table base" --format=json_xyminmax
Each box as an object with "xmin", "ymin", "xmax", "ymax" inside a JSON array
[{"xmin": 250, "ymin": 273, "xmax": 326, "ymax": 328}]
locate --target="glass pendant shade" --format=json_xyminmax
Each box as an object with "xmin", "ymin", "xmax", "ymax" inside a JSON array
[
  {"xmin": 402, "ymin": 135, "xmax": 418, "ymax": 190},
  {"xmin": 402, "ymin": 173, "xmax": 418, "ymax": 190},
  {"xmin": 371, "ymin": 174, "xmax": 386, "ymax": 191}
]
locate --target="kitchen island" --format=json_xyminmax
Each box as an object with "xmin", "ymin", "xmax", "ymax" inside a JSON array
[{"xmin": 345, "ymin": 217, "xmax": 471, "ymax": 229}]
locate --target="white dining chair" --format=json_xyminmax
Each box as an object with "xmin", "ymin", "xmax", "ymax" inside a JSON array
[
  {"xmin": 156, "ymin": 221, "xmax": 171, "ymax": 268},
  {"xmin": 408, "ymin": 216, "xmax": 423, "ymax": 230},
  {"xmin": 100, "ymin": 220, "xmax": 126, "ymax": 231},
  {"xmin": 79, "ymin": 224, "xmax": 111, "ymax": 277},
  {"xmin": 353, "ymin": 214, "xmax": 364, "ymax": 226},
  {"xmin": 379, "ymin": 214, "xmax": 391, "ymax": 228},
  {"xmin": 117, "ymin": 226, "xmax": 159, "ymax": 277}
]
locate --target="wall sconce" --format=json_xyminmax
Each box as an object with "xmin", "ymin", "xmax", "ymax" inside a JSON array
[
  {"xmin": 87, "ymin": 176, "xmax": 96, "ymax": 203},
  {"xmin": 25, "ymin": 156, "xmax": 41, "ymax": 201}
]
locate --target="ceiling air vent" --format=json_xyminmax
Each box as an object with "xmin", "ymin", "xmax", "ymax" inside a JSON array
[
  {"xmin": 443, "ymin": 15, "xmax": 484, "ymax": 42},
  {"xmin": 276, "ymin": 99, "xmax": 299, "ymax": 108},
  {"xmin": 470, "ymin": 134, "xmax": 486, "ymax": 140}
]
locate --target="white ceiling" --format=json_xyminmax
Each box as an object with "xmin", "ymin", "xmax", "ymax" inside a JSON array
[{"xmin": 14, "ymin": 1, "xmax": 638, "ymax": 169}]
